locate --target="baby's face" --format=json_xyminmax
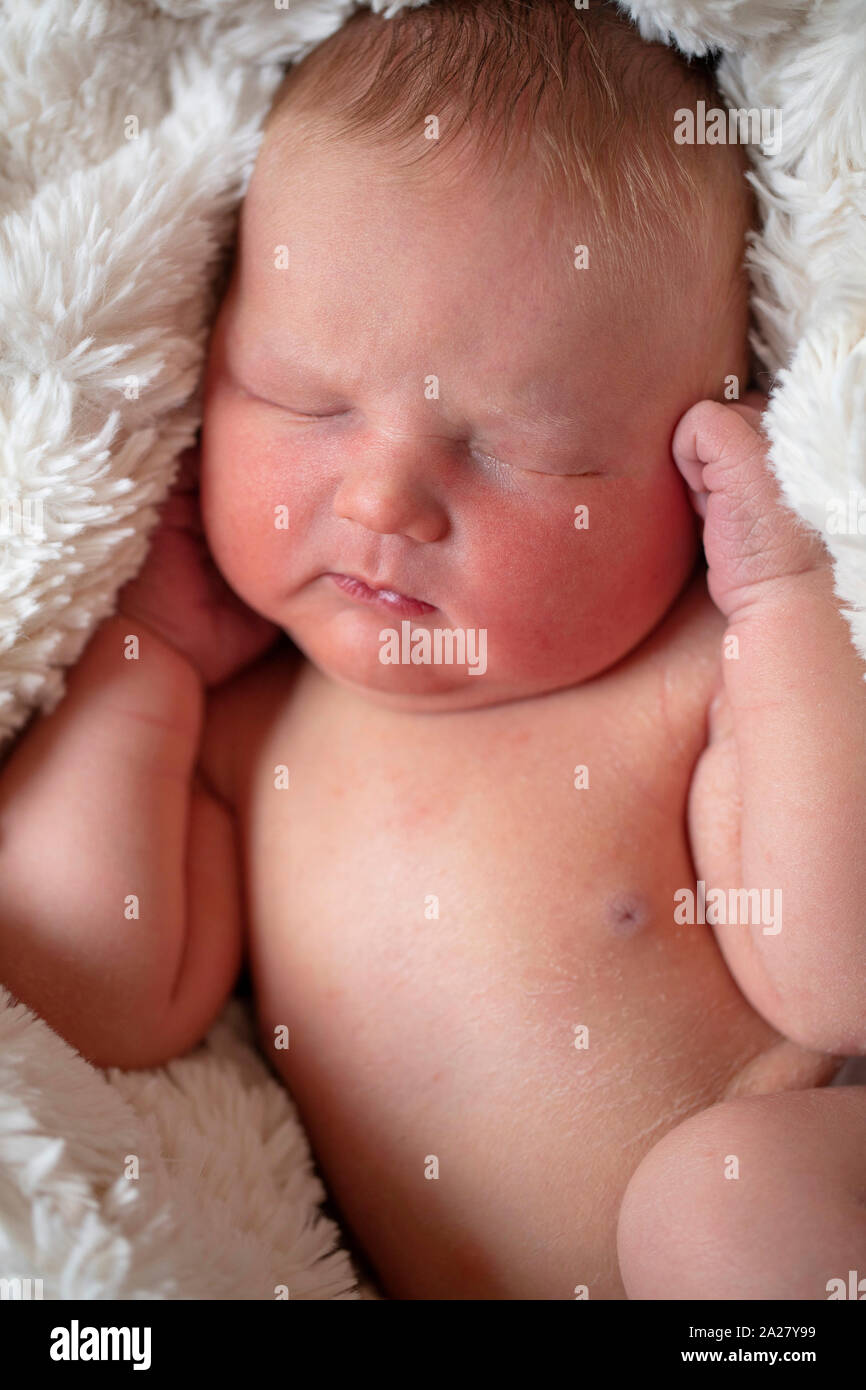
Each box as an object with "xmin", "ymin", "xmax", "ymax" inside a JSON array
[{"xmin": 201, "ymin": 131, "xmax": 747, "ymax": 710}]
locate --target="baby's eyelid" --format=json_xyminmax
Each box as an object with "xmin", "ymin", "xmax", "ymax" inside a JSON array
[
  {"xmin": 289, "ymin": 407, "xmax": 349, "ymax": 419},
  {"xmin": 250, "ymin": 393, "xmax": 349, "ymax": 420},
  {"xmin": 231, "ymin": 373, "xmax": 348, "ymax": 418},
  {"xmin": 245, "ymin": 397, "xmax": 597, "ymax": 473},
  {"xmin": 470, "ymin": 444, "xmax": 601, "ymax": 478}
]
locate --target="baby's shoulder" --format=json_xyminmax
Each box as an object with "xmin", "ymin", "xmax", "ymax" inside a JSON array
[
  {"xmin": 558, "ymin": 569, "xmax": 726, "ymax": 770},
  {"xmin": 641, "ymin": 566, "xmax": 726, "ymax": 674},
  {"xmin": 199, "ymin": 639, "xmax": 305, "ymax": 807},
  {"xmin": 583, "ymin": 568, "xmax": 725, "ymax": 713},
  {"xmin": 624, "ymin": 567, "xmax": 726, "ymax": 724}
]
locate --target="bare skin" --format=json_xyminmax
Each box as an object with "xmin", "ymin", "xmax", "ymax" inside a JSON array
[
  {"xmin": 2, "ymin": 129, "xmax": 866, "ymax": 1302},
  {"xmin": 198, "ymin": 567, "xmax": 841, "ymax": 1300}
]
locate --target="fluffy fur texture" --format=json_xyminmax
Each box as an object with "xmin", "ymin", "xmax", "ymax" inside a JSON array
[
  {"xmin": 627, "ymin": 0, "xmax": 866, "ymax": 658},
  {"xmin": 0, "ymin": 0, "xmax": 863, "ymax": 1298},
  {"xmin": 0, "ymin": 995, "xmax": 360, "ymax": 1298}
]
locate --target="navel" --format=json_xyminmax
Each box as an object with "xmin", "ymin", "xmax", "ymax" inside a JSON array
[{"xmin": 605, "ymin": 891, "xmax": 651, "ymax": 938}]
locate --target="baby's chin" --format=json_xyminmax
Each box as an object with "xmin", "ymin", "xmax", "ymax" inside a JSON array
[
  {"xmin": 260, "ymin": 550, "xmax": 704, "ymax": 710},
  {"xmin": 285, "ymin": 615, "xmax": 502, "ymax": 712},
  {"xmin": 279, "ymin": 607, "xmax": 630, "ymax": 714}
]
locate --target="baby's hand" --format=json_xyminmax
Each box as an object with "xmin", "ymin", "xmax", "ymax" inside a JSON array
[
  {"xmin": 672, "ymin": 393, "xmax": 830, "ymax": 622},
  {"xmin": 674, "ymin": 395, "xmax": 866, "ymax": 1055},
  {"xmin": 118, "ymin": 444, "xmax": 281, "ymax": 686}
]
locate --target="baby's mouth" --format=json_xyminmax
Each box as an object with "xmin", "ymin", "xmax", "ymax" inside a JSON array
[{"xmin": 326, "ymin": 572, "xmax": 436, "ymax": 618}]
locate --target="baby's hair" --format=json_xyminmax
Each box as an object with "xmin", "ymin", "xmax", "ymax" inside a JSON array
[{"xmin": 263, "ymin": 0, "xmax": 754, "ymax": 296}]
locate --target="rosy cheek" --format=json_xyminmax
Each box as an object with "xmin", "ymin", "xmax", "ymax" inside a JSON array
[{"xmin": 202, "ymin": 427, "xmax": 267, "ymax": 576}]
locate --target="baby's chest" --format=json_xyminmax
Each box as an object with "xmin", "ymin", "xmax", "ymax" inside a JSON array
[
  {"xmin": 238, "ymin": 638, "xmax": 718, "ymax": 1010},
  {"xmin": 219, "ymin": 604, "xmax": 806, "ymax": 1299}
]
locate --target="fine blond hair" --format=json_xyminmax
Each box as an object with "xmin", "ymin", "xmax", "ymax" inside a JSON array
[{"xmin": 263, "ymin": 0, "xmax": 753, "ymax": 299}]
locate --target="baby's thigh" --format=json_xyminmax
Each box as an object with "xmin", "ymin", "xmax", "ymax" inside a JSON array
[{"xmin": 617, "ymin": 1088, "xmax": 866, "ymax": 1299}]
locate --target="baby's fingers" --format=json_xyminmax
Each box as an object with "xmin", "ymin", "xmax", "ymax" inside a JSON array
[
  {"xmin": 672, "ymin": 398, "xmax": 827, "ymax": 619},
  {"xmin": 672, "ymin": 397, "xmax": 767, "ymax": 516}
]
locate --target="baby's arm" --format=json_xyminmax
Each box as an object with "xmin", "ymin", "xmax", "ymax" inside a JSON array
[
  {"xmin": 675, "ymin": 397, "xmax": 866, "ymax": 1054},
  {"xmin": 0, "ymin": 613, "xmax": 241, "ymax": 1070},
  {"xmin": 0, "ymin": 444, "xmax": 278, "ymax": 1069}
]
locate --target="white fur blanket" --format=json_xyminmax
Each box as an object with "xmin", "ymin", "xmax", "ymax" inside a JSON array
[{"xmin": 0, "ymin": 0, "xmax": 863, "ymax": 1298}]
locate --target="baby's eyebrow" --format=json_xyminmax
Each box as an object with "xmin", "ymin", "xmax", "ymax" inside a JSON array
[
  {"xmin": 479, "ymin": 402, "xmax": 584, "ymax": 436},
  {"xmin": 238, "ymin": 333, "xmax": 585, "ymax": 438},
  {"xmin": 236, "ymin": 336, "xmax": 337, "ymax": 385}
]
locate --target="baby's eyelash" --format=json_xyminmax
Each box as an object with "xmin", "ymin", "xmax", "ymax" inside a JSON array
[
  {"xmin": 288, "ymin": 409, "xmax": 346, "ymax": 420},
  {"xmin": 238, "ymin": 383, "xmax": 347, "ymax": 419},
  {"xmin": 470, "ymin": 447, "xmax": 505, "ymax": 468},
  {"xmin": 259, "ymin": 411, "xmax": 597, "ymax": 476},
  {"xmin": 471, "ymin": 447, "xmax": 600, "ymax": 479}
]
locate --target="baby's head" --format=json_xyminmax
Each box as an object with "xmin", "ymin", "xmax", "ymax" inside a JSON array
[{"xmin": 201, "ymin": 0, "xmax": 753, "ymax": 710}]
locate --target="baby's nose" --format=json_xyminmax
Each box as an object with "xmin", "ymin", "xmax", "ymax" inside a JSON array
[{"xmin": 333, "ymin": 457, "xmax": 448, "ymax": 543}]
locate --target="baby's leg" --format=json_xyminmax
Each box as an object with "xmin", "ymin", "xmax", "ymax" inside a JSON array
[{"xmin": 618, "ymin": 1088, "xmax": 866, "ymax": 1299}]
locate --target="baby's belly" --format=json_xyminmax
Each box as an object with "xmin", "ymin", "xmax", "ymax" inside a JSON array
[
  {"xmin": 251, "ymin": 872, "xmax": 807, "ymax": 1299},
  {"xmin": 239, "ymin": 645, "xmax": 835, "ymax": 1299}
]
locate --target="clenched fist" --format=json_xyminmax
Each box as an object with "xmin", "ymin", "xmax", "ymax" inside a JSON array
[{"xmin": 672, "ymin": 393, "xmax": 830, "ymax": 624}]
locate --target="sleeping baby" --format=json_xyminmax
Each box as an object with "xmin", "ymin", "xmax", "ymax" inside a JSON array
[{"xmin": 4, "ymin": 0, "xmax": 866, "ymax": 1300}]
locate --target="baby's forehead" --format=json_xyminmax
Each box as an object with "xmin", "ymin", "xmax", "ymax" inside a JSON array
[
  {"xmin": 243, "ymin": 129, "xmax": 735, "ymax": 360},
  {"xmin": 235, "ymin": 79, "xmax": 750, "ymax": 421},
  {"xmin": 256, "ymin": 0, "xmax": 753, "ymax": 283},
  {"xmin": 221, "ymin": 270, "xmax": 697, "ymax": 481},
  {"xmin": 254, "ymin": 97, "xmax": 748, "ymax": 342}
]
